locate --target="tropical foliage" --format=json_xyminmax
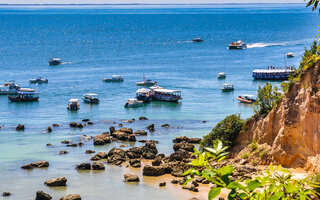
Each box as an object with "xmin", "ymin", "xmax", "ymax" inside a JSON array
[
  {"xmin": 184, "ymin": 140, "xmax": 320, "ymax": 200},
  {"xmin": 200, "ymin": 114, "xmax": 245, "ymax": 148}
]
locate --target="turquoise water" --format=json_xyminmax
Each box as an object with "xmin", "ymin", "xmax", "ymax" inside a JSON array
[{"xmin": 0, "ymin": 4, "xmax": 318, "ymax": 199}]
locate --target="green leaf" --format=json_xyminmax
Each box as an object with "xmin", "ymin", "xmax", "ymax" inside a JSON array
[
  {"xmin": 182, "ymin": 177, "xmax": 193, "ymax": 187},
  {"xmin": 284, "ymin": 183, "xmax": 294, "ymax": 193},
  {"xmin": 217, "ymin": 165, "xmax": 234, "ymax": 176},
  {"xmin": 227, "ymin": 182, "xmax": 246, "ymax": 190},
  {"xmin": 208, "ymin": 187, "xmax": 221, "ymax": 200},
  {"xmin": 238, "ymin": 192, "xmax": 249, "ymax": 199},
  {"xmin": 228, "ymin": 189, "xmax": 237, "ymax": 200},
  {"xmin": 246, "ymin": 180, "xmax": 261, "ymax": 192},
  {"xmin": 270, "ymin": 164, "xmax": 274, "ymax": 172}
]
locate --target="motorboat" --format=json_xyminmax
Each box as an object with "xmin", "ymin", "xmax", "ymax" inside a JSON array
[
  {"xmin": 67, "ymin": 99, "xmax": 80, "ymax": 110},
  {"xmin": 124, "ymin": 98, "xmax": 143, "ymax": 108},
  {"xmin": 217, "ymin": 72, "xmax": 226, "ymax": 79},
  {"xmin": 237, "ymin": 94, "xmax": 256, "ymax": 104},
  {"xmin": 136, "ymin": 88, "xmax": 152, "ymax": 102},
  {"xmin": 29, "ymin": 77, "xmax": 48, "ymax": 84},
  {"xmin": 221, "ymin": 83, "xmax": 234, "ymax": 92},
  {"xmin": 252, "ymin": 68, "xmax": 295, "ymax": 80},
  {"xmin": 8, "ymin": 91, "xmax": 39, "ymax": 102},
  {"xmin": 49, "ymin": 58, "xmax": 61, "ymax": 66},
  {"xmin": 136, "ymin": 73, "xmax": 156, "ymax": 87},
  {"xmin": 287, "ymin": 52, "xmax": 294, "ymax": 58},
  {"xmin": 150, "ymin": 87, "xmax": 182, "ymax": 102},
  {"xmin": 102, "ymin": 75, "xmax": 124, "ymax": 82},
  {"xmin": 0, "ymin": 82, "xmax": 36, "ymax": 95},
  {"xmin": 192, "ymin": 38, "xmax": 203, "ymax": 43},
  {"xmin": 228, "ymin": 41, "xmax": 247, "ymax": 50},
  {"xmin": 82, "ymin": 93, "xmax": 100, "ymax": 104}
]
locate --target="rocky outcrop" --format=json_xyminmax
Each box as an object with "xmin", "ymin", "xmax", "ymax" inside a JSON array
[
  {"xmin": 134, "ymin": 130, "xmax": 147, "ymax": 135},
  {"xmin": 93, "ymin": 132, "xmax": 111, "ymax": 145},
  {"xmin": 91, "ymin": 162, "xmax": 105, "ymax": 170},
  {"xmin": 143, "ymin": 165, "xmax": 166, "ymax": 176},
  {"xmin": 124, "ymin": 173, "xmax": 140, "ymax": 182},
  {"xmin": 76, "ymin": 163, "xmax": 91, "ymax": 170},
  {"xmin": 16, "ymin": 124, "xmax": 25, "ymax": 131},
  {"xmin": 173, "ymin": 136, "xmax": 201, "ymax": 144},
  {"xmin": 2, "ymin": 192, "xmax": 11, "ymax": 197},
  {"xmin": 45, "ymin": 177, "xmax": 67, "ymax": 187},
  {"xmin": 21, "ymin": 161, "xmax": 49, "ymax": 169},
  {"xmin": 60, "ymin": 194, "xmax": 81, "ymax": 200},
  {"xmin": 173, "ymin": 141, "xmax": 194, "ymax": 152},
  {"xmin": 107, "ymin": 148, "xmax": 126, "ymax": 165},
  {"xmin": 146, "ymin": 124, "xmax": 155, "ymax": 132},
  {"xmin": 35, "ymin": 191, "xmax": 52, "ymax": 200},
  {"xmin": 90, "ymin": 152, "xmax": 107, "ymax": 160},
  {"xmin": 234, "ymin": 62, "xmax": 320, "ymax": 169}
]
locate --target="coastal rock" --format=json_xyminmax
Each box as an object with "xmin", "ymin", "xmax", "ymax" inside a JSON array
[
  {"xmin": 161, "ymin": 124, "xmax": 170, "ymax": 128},
  {"xmin": 138, "ymin": 140, "xmax": 159, "ymax": 144},
  {"xmin": 16, "ymin": 124, "xmax": 25, "ymax": 131},
  {"xmin": 152, "ymin": 156, "xmax": 162, "ymax": 166},
  {"xmin": 35, "ymin": 190, "xmax": 52, "ymax": 200},
  {"xmin": 47, "ymin": 126, "xmax": 52, "ymax": 133},
  {"xmin": 87, "ymin": 122, "xmax": 93, "ymax": 125},
  {"xmin": 118, "ymin": 127, "xmax": 133, "ymax": 134},
  {"xmin": 21, "ymin": 161, "xmax": 49, "ymax": 169},
  {"xmin": 146, "ymin": 124, "xmax": 155, "ymax": 132},
  {"xmin": 159, "ymin": 182, "xmax": 166, "ymax": 187},
  {"xmin": 82, "ymin": 119, "xmax": 90, "ymax": 122},
  {"xmin": 142, "ymin": 141, "xmax": 158, "ymax": 159},
  {"xmin": 128, "ymin": 134, "xmax": 136, "ymax": 142},
  {"xmin": 66, "ymin": 143, "xmax": 77, "ymax": 147},
  {"xmin": 112, "ymin": 131, "xmax": 128, "ymax": 140},
  {"xmin": 143, "ymin": 165, "xmax": 165, "ymax": 176},
  {"xmin": 109, "ymin": 126, "xmax": 116, "ymax": 134},
  {"xmin": 91, "ymin": 162, "xmax": 105, "ymax": 170},
  {"xmin": 46, "ymin": 143, "xmax": 52, "ymax": 146},
  {"xmin": 45, "ymin": 177, "xmax": 67, "ymax": 187},
  {"xmin": 90, "ymin": 152, "xmax": 108, "ymax": 160},
  {"xmin": 139, "ymin": 116, "xmax": 148, "ymax": 120},
  {"xmin": 69, "ymin": 122, "xmax": 77, "ymax": 127},
  {"xmin": 59, "ymin": 151, "xmax": 68, "ymax": 155},
  {"xmin": 134, "ymin": 130, "xmax": 147, "ymax": 136},
  {"xmin": 129, "ymin": 159, "xmax": 141, "ymax": 168},
  {"xmin": 60, "ymin": 194, "xmax": 81, "ymax": 200},
  {"xmin": 75, "ymin": 123, "xmax": 83, "ymax": 128},
  {"xmin": 93, "ymin": 132, "xmax": 111, "ymax": 145},
  {"xmin": 124, "ymin": 173, "xmax": 140, "ymax": 182},
  {"xmin": 171, "ymin": 179, "xmax": 179, "ymax": 184},
  {"xmin": 61, "ymin": 141, "xmax": 72, "ymax": 144},
  {"xmin": 85, "ymin": 150, "xmax": 95, "ymax": 154},
  {"xmin": 126, "ymin": 147, "xmax": 143, "ymax": 159},
  {"xmin": 52, "ymin": 123, "xmax": 59, "ymax": 127},
  {"xmin": 173, "ymin": 141, "xmax": 194, "ymax": 152},
  {"xmin": 107, "ymin": 148, "xmax": 126, "ymax": 165},
  {"xmin": 173, "ymin": 136, "xmax": 201, "ymax": 144},
  {"xmin": 76, "ymin": 163, "xmax": 91, "ymax": 170},
  {"xmin": 2, "ymin": 192, "xmax": 11, "ymax": 197}
]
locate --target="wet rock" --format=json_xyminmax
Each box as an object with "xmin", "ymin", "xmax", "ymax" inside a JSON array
[
  {"xmin": 109, "ymin": 126, "xmax": 116, "ymax": 134},
  {"xmin": 47, "ymin": 126, "xmax": 52, "ymax": 133},
  {"xmin": 76, "ymin": 163, "xmax": 91, "ymax": 170},
  {"xmin": 129, "ymin": 159, "xmax": 141, "ymax": 168},
  {"xmin": 171, "ymin": 179, "xmax": 179, "ymax": 184},
  {"xmin": 202, "ymin": 179, "xmax": 210, "ymax": 184},
  {"xmin": 59, "ymin": 151, "xmax": 68, "ymax": 155},
  {"xmin": 119, "ymin": 144, "xmax": 126, "ymax": 148},
  {"xmin": 52, "ymin": 123, "xmax": 59, "ymax": 127},
  {"xmin": 159, "ymin": 182, "xmax": 166, "ymax": 187},
  {"xmin": 16, "ymin": 124, "xmax": 25, "ymax": 131},
  {"xmin": 112, "ymin": 131, "xmax": 128, "ymax": 140},
  {"xmin": 126, "ymin": 147, "xmax": 142, "ymax": 159},
  {"xmin": 128, "ymin": 134, "xmax": 136, "ymax": 142},
  {"xmin": 146, "ymin": 124, "xmax": 155, "ymax": 132},
  {"xmin": 118, "ymin": 123, "xmax": 123, "ymax": 127},
  {"xmin": 160, "ymin": 163, "xmax": 173, "ymax": 174},
  {"xmin": 173, "ymin": 141, "xmax": 194, "ymax": 152},
  {"xmin": 173, "ymin": 136, "xmax": 201, "ymax": 144},
  {"xmin": 76, "ymin": 123, "xmax": 83, "ymax": 128},
  {"xmin": 118, "ymin": 127, "xmax": 133, "ymax": 134},
  {"xmin": 61, "ymin": 141, "xmax": 72, "ymax": 144},
  {"xmin": 21, "ymin": 163, "xmax": 34, "ymax": 169},
  {"xmin": 92, "ymin": 162, "xmax": 105, "ymax": 170},
  {"xmin": 134, "ymin": 130, "xmax": 147, "ymax": 136},
  {"xmin": 46, "ymin": 143, "xmax": 52, "ymax": 146},
  {"xmin": 142, "ymin": 141, "xmax": 158, "ymax": 159},
  {"xmin": 107, "ymin": 148, "xmax": 126, "ymax": 165},
  {"xmin": 45, "ymin": 177, "xmax": 67, "ymax": 187},
  {"xmin": 82, "ymin": 119, "xmax": 90, "ymax": 122},
  {"xmin": 78, "ymin": 142, "xmax": 84, "ymax": 146},
  {"xmin": 2, "ymin": 192, "xmax": 11, "ymax": 197},
  {"xmin": 21, "ymin": 161, "xmax": 49, "ymax": 169},
  {"xmin": 189, "ymin": 197, "xmax": 200, "ymax": 200},
  {"xmin": 192, "ymin": 181, "xmax": 199, "ymax": 187},
  {"xmin": 67, "ymin": 143, "xmax": 77, "ymax": 147},
  {"xmin": 194, "ymin": 176, "xmax": 205, "ymax": 183},
  {"xmin": 93, "ymin": 132, "xmax": 111, "ymax": 145},
  {"xmin": 124, "ymin": 173, "xmax": 140, "ymax": 182},
  {"xmin": 138, "ymin": 140, "xmax": 159, "ymax": 144},
  {"xmin": 90, "ymin": 152, "xmax": 107, "ymax": 160},
  {"xmin": 139, "ymin": 116, "xmax": 148, "ymax": 120},
  {"xmin": 69, "ymin": 122, "xmax": 77, "ymax": 127},
  {"xmin": 143, "ymin": 165, "xmax": 166, "ymax": 176},
  {"xmin": 123, "ymin": 120, "xmax": 133, "ymax": 123},
  {"xmin": 35, "ymin": 190, "xmax": 52, "ymax": 200},
  {"xmin": 87, "ymin": 122, "xmax": 93, "ymax": 125},
  {"xmin": 60, "ymin": 194, "xmax": 81, "ymax": 200},
  {"xmin": 152, "ymin": 156, "xmax": 162, "ymax": 166},
  {"xmin": 169, "ymin": 150, "xmax": 189, "ymax": 162},
  {"xmin": 85, "ymin": 150, "xmax": 95, "ymax": 154},
  {"xmin": 161, "ymin": 124, "xmax": 170, "ymax": 128}
]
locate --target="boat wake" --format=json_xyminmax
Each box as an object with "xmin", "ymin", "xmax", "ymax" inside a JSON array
[
  {"xmin": 177, "ymin": 41, "xmax": 193, "ymax": 43},
  {"xmin": 247, "ymin": 42, "xmax": 285, "ymax": 48},
  {"xmin": 61, "ymin": 62, "xmax": 73, "ymax": 65}
]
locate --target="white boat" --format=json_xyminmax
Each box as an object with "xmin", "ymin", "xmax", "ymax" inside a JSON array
[
  {"xmin": 124, "ymin": 98, "xmax": 143, "ymax": 108},
  {"xmin": 287, "ymin": 52, "xmax": 294, "ymax": 58},
  {"xmin": 136, "ymin": 88, "xmax": 152, "ymax": 102},
  {"xmin": 217, "ymin": 72, "xmax": 226, "ymax": 79},
  {"xmin": 192, "ymin": 38, "xmax": 203, "ymax": 43},
  {"xmin": 237, "ymin": 94, "xmax": 256, "ymax": 104},
  {"xmin": 102, "ymin": 75, "xmax": 124, "ymax": 82},
  {"xmin": 67, "ymin": 99, "xmax": 80, "ymax": 110},
  {"xmin": 150, "ymin": 87, "xmax": 182, "ymax": 102},
  {"xmin": 29, "ymin": 77, "xmax": 48, "ymax": 84},
  {"xmin": 49, "ymin": 58, "xmax": 61, "ymax": 66},
  {"xmin": 0, "ymin": 82, "xmax": 35, "ymax": 95},
  {"xmin": 221, "ymin": 83, "xmax": 234, "ymax": 92},
  {"xmin": 136, "ymin": 73, "xmax": 156, "ymax": 86},
  {"xmin": 228, "ymin": 40, "xmax": 247, "ymax": 49},
  {"xmin": 82, "ymin": 93, "xmax": 99, "ymax": 104}
]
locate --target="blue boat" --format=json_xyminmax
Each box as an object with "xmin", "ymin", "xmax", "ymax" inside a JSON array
[
  {"xmin": 82, "ymin": 93, "xmax": 100, "ymax": 104},
  {"xmin": 136, "ymin": 88, "xmax": 152, "ymax": 102},
  {"xmin": 252, "ymin": 68, "xmax": 295, "ymax": 80},
  {"xmin": 8, "ymin": 91, "xmax": 39, "ymax": 102}
]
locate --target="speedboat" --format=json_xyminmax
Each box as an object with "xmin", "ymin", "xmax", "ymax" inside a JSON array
[
  {"xmin": 228, "ymin": 41, "xmax": 247, "ymax": 50},
  {"xmin": 124, "ymin": 98, "xmax": 143, "ymax": 108},
  {"xmin": 49, "ymin": 58, "xmax": 61, "ymax": 66},
  {"xmin": 237, "ymin": 94, "xmax": 256, "ymax": 104},
  {"xmin": 82, "ymin": 93, "xmax": 100, "ymax": 104},
  {"xmin": 102, "ymin": 75, "xmax": 124, "ymax": 82},
  {"xmin": 217, "ymin": 72, "xmax": 226, "ymax": 79},
  {"xmin": 136, "ymin": 88, "xmax": 152, "ymax": 102},
  {"xmin": 8, "ymin": 91, "xmax": 39, "ymax": 102},
  {"xmin": 221, "ymin": 83, "xmax": 234, "ymax": 92},
  {"xmin": 67, "ymin": 99, "xmax": 80, "ymax": 110},
  {"xmin": 29, "ymin": 77, "xmax": 48, "ymax": 84},
  {"xmin": 192, "ymin": 38, "xmax": 203, "ymax": 43},
  {"xmin": 0, "ymin": 82, "xmax": 36, "ymax": 95},
  {"xmin": 287, "ymin": 52, "xmax": 294, "ymax": 58}
]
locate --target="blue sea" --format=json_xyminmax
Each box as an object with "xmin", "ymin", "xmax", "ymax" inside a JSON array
[{"xmin": 0, "ymin": 4, "xmax": 318, "ymax": 199}]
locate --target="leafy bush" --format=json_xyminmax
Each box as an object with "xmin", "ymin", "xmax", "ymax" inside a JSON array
[
  {"xmin": 249, "ymin": 141, "xmax": 258, "ymax": 152},
  {"xmin": 242, "ymin": 153, "xmax": 249, "ymax": 159},
  {"xmin": 184, "ymin": 141, "xmax": 320, "ymax": 200},
  {"xmin": 200, "ymin": 114, "xmax": 246, "ymax": 148},
  {"xmin": 253, "ymin": 83, "xmax": 283, "ymax": 116}
]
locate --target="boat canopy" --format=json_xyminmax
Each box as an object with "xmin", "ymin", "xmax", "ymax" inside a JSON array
[
  {"xmin": 136, "ymin": 88, "xmax": 150, "ymax": 93},
  {"xmin": 222, "ymin": 83, "xmax": 233, "ymax": 86},
  {"xmin": 50, "ymin": 58, "xmax": 61, "ymax": 61},
  {"xmin": 83, "ymin": 93, "xmax": 98, "ymax": 96},
  {"xmin": 150, "ymin": 86, "xmax": 164, "ymax": 90},
  {"xmin": 218, "ymin": 72, "xmax": 226, "ymax": 75},
  {"xmin": 69, "ymin": 98, "xmax": 79, "ymax": 102},
  {"xmin": 17, "ymin": 91, "xmax": 39, "ymax": 95},
  {"xmin": 153, "ymin": 88, "xmax": 181, "ymax": 94},
  {"xmin": 241, "ymin": 94, "xmax": 254, "ymax": 98},
  {"xmin": 252, "ymin": 69, "xmax": 294, "ymax": 73},
  {"xmin": 112, "ymin": 75, "xmax": 122, "ymax": 78}
]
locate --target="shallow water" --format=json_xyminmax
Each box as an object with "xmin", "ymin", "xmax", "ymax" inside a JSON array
[{"xmin": 0, "ymin": 3, "xmax": 318, "ymax": 199}]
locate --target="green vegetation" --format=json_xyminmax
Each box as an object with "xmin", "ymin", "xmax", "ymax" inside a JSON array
[
  {"xmin": 242, "ymin": 153, "xmax": 249, "ymax": 159},
  {"xmin": 253, "ymin": 83, "xmax": 282, "ymax": 116},
  {"xmin": 249, "ymin": 141, "xmax": 258, "ymax": 152},
  {"xmin": 184, "ymin": 140, "xmax": 320, "ymax": 200},
  {"xmin": 306, "ymin": 0, "xmax": 320, "ymax": 11},
  {"xmin": 200, "ymin": 114, "xmax": 246, "ymax": 148}
]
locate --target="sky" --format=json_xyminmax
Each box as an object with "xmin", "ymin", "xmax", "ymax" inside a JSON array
[{"xmin": 0, "ymin": 0, "xmax": 305, "ymax": 4}]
